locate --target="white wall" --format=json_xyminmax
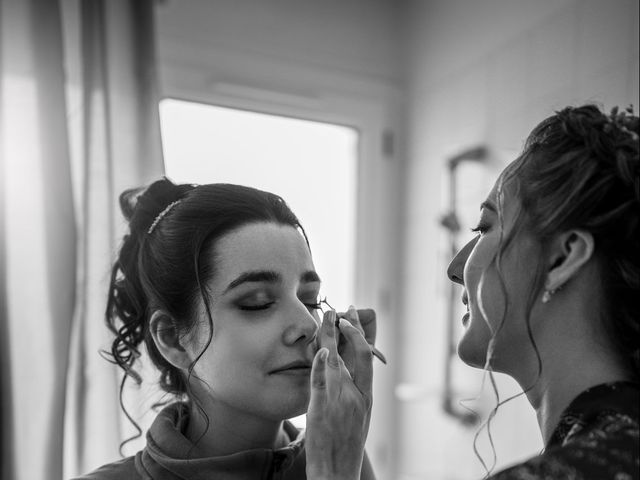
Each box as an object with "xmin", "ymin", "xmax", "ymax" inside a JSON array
[
  {"xmin": 400, "ymin": 0, "xmax": 639, "ymax": 479},
  {"xmin": 155, "ymin": 0, "xmax": 405, "ymax": 102}
]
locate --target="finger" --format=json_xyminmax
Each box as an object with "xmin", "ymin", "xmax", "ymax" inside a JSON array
[
  {"xmin": 346, "ymin": 305, "xmax": 364, "ymax": 333},
  {"xmin": 336, "ymin": 307, "xmax": 363, "ymax": 362},
  {"xmin": 308, "ymin": 348, "xmax": 329, "ymax": 418},
  {"xmin": 348, "ymin": 308, "xmax": 386, "ymax": 364},
  {"xmin": 356, "ymin": 309, "xmax": 386, "ymax": 363},
  {"xmin": 356, "ymin": 308, "xmax": 377, "ymax": 345},
  {"xmin": 319, "ymin": 311, "xmax": 353, "ymax": 398},
  {"xmin": 339, "ymin": 306, "xmax": 363, "ymax": 378},
  {"xmin": 319, "ymin": 310, "xmax": 340, "ymax": 369},
  {"xmin": 310, "ymin": 347, "xmax": 329, "ymax": 391},
  {"xmin": 336, "ymin": 305, "xmax": 364, "ymax": 333},
  {"xmin": 337, "ymin": 318, "xmax": 373, "ymax": 402}
]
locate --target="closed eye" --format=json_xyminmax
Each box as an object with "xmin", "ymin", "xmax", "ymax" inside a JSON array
[{"xmin": 238, "ymin": 302, "xmax": 275, "ymax": 311}]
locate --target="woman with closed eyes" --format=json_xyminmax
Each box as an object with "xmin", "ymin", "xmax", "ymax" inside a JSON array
[{"xmin": 74, "ymin": 178, "xmax": 376, "ymax": 480}]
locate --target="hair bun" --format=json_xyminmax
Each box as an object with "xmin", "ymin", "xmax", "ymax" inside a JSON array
[
  {"xmin": 559, "ymin": 105, "xmax": 639, "ymax": 200},
  {"xmin": 119, "ymin": 177, "xmax": 197, "ymax": 236},
  {"xmin": 607, "ymin": 106, "xmax": 639, "ymax": 191},
  {"xmin": 119, "ymin": 186, "xmax": 148, "ymax": 221}
]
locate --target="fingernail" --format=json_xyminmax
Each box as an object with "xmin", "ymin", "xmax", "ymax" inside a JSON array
[
  {"xmin": 319, "ymin": 348, "xmax": 329, "ymax": 362},
  {"xmin": 325, "ymin": 310, "xmax": 336, "ymax": 333}
]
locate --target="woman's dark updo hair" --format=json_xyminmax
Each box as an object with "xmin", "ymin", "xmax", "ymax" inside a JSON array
[
  {"xmin": 503, "ymin": 104, "xmax": 639, "ymax": 379},
  {"xmin": 105, "ymin": 178, "xmax": 308, "ymax": 402}
]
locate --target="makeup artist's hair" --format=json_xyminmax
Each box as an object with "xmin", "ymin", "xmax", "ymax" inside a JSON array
[
  {"xmin": 105, "ymin": 177, "xmax": 307, "ymax": 444},
  {"xmin": 500, "ymin": 104, "xmax": 639, "ymax": 379},
  {"xmin": 472, "ymin": 104, "xmax": 639, "ymax": 476}
]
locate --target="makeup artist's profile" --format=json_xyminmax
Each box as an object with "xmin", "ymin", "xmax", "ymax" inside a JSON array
[{"xmin": 304, "ymin": 104, "xmax": 640, "ymax": 479}]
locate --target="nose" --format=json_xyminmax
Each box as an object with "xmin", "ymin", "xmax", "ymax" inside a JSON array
[
  {"xmin": 283, "ymin": 300, "xmax": 319, "ymax": 346},
  {"xmin": 447, "ymin": 236, "xmax": 478, "ymax": 286}
]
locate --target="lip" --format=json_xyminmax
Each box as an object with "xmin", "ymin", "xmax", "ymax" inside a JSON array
[
  {"xmin": 461, "ymin": 291, "xmax": 469, "ymax": 307},
  {"xmin": 269, "ymin": 361, "xmax": 312, "ymax": 375},
  {"xmin": 462, "ymin": 312, "xmax": 470, "ymax": 326}
]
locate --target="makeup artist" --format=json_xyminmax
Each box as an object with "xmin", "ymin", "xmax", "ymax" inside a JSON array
[{"xmin": 305, "ymin": 104, "xmax": 640, "ymax": 479}]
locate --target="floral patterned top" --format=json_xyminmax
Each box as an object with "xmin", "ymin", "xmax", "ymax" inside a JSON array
[{"xmin": 489, "ymin": 382, "xmax": 639, "ymax": 480}]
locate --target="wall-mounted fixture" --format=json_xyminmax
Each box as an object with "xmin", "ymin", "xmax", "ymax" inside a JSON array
[{"xmin": 439, "ymin": 145, "xmax": 487, "ymax": 426}]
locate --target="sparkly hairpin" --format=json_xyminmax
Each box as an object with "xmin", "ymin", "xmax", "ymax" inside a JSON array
[{"xmin": 147, "ymin": 200, "xmax": 181, "ymax": 234}]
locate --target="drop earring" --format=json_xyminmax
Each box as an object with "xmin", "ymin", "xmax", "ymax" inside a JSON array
[{"xmin": 541, "ymin": 287, "xmax": 561, "ymax": 304}]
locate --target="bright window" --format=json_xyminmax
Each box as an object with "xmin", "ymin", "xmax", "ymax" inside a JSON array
[{"xmin": 159, "ymin": 98, "xmax": 360, "ymax": 426}]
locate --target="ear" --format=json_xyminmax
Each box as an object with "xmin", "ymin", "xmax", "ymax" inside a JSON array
[
  {"xmin": 544, "ymin": 230, "xmax": 595, "ymax": 291},
  {"xmin": 149, "ymin": 310, "xmax": 191, "ymax": 370}
]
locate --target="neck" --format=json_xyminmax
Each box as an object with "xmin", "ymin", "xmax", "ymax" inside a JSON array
[
  {"xmin": 518, "ymin": 339, "xmax": 631, "ymax": 444},
  {"xmin": 184, "ymin": 396, "xmax": 288, "ymax": 457}
]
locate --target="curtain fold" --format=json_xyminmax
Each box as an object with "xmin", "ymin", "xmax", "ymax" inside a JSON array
[
  {"xmin": 0, "ymin": 4, "xmax": 15, "ymax": 478},
  {"xmin": 65, "ymin": 0, "xmax": 165, "ymax": 476},
  {"xmin": 31, "ymin": 2, "xmax": 78, "ymax": 477},
  {"xmin": 0, "ymin": 0, "xmax": 164, "ymax": 478},
  {"xmin": 0, "ymin": 1, "xmax": 76, "ymax": 479}
]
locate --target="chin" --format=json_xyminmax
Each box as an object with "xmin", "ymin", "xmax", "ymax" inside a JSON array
[
  {"xmin": 458, "ymin": 337, "xmax": 518, "ymax": 377},
  {"xmin": 457, "ymin": 345, "xmax": 486, "ymax": 369},
  {"xmin": 457, "ymin": 332, "xmax": 490, "ymax": 369},
  {"xmin": 264, "ymin": 390, "xmax": 310, "ymax": 421},
  {"xmin": 457, "ymin": 314, "xmax": 498, "ymax": 368}
]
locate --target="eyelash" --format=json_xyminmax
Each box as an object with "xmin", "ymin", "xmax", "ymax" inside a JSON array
[
  {"xmin": 239, "ymin": 302, "xmax": 275, "ymax": 311},
  {"xmin": 470, "ymin": 222, "xmax": 490, "ymax": 234},
  {"xmin": 238, "ymin": 301, "xmax": 322, "ymax": 312}
]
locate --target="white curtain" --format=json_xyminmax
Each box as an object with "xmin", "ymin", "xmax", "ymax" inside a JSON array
[{"xmin": 0, "ymin": 0, "xmax": 164, "ymax": 478}]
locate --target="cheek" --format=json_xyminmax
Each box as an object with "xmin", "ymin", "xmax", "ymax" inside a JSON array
[
  {"xmin": 196, "ymin": 326, "xmax": 271, "ymax": 382},
  {"xmin": 462, "ymin": 237, "xmax": 509, "ymax": 344},
  {"xmin": 463, "ymin": 233, "xmax": 498, "ymax": 280},
  {"xmin": 463, "ymin": 252, "xmax": 484, "ymax": 293},
  {"xmin": 463, "ymin": 237, "xmax": 500, "ymax": 308},
  {"xmin": 460, "ymin": 246, "xmax": 541, "ymax": 370}
]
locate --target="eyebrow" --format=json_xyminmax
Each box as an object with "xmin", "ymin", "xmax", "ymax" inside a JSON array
[
  {"xmin": 480, "ymin": 200, "xmax": 497, "ymax": 213},
  {"xmin": 224, "ymin": 269, "xmax": 321, "ymax": 293}
]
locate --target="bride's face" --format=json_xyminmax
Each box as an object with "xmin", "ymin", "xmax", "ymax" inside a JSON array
[
  {"xmin": 188, "ymin": 222, "xmax": 322, "ymax": 420},
  {"xmin": 447, "ymin": 177, "xmax": 543, "ymax": 374}
]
